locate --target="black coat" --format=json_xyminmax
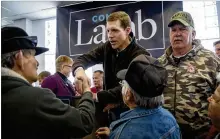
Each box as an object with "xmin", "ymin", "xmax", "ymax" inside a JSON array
[
  {"xmin": 2, "ymin": 68, "xmax": 95, "ymax": 139},
  {"xmin": 72, "ymin": 32, "xmax": 151, "ymax": 104}
]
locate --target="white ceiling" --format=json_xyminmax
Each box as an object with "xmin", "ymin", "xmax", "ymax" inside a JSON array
[{"xmin": 1, "ymin": 1, "xmax": 86, "ymax": 26}]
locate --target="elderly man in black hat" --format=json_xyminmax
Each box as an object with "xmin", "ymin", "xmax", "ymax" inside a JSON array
[
  {"xmin": 1, "ymin": 26, "xmax": 95, "ymax": 139},
  {"xmin": 95, "ymin": 55, "xmax": 180, "ymax": 139}
]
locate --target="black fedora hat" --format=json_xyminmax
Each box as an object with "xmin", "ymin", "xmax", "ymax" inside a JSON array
[{"xmin": 2, "ymin": 26, "xmax": 49, "ymax": 55}]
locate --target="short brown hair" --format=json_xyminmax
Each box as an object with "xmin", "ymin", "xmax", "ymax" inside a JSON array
[
  {"xmin": 56, "ymin": 55, "xmax": 73, "ymax": 72},
  {"xmin": 107, "ymin": 11, "xmax": 131, "ymax": 29},
  {"xmin": 38, "ymin": 71, "xmax": 51, "ymax": 80},
  {"xmin": 214, "ymin": 40, "xmax": 220, "ymax": 46}
]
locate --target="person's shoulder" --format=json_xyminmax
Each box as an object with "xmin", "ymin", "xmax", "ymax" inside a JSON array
[
  {"xmin": 199, "ymin": 47, "xmax": 215, "ymax": 55},
  {"xmin": 158, "ymin": 54, "xmax": 167, "ymax": 63},
  {"xmin": 44, "ymin": 74, "xmax": 56, "ymax": 80},
  {"xmin": 132, "ymin": 44, "xmax": 151, "ymax": 56},
  {"xmin": 158, "ymin": 107, "xmax": 177, "ymax": 122},
  {"xmin": 22, "ymin": 85, "xmax": 54, "ymax": 96},
  {"xmin": 42, "ymin": 74, "xmax": 57, "ymax": 84},
  {"xmin": 198, "ymin": 47, "xmax": 220, "ymax": 63},
  {"xmin": 99, "ymin": 41, "xmax": 111, "ymax": 49},
  {"xmin": 5, "ymin": 85, "xmax": 55, "ymax": 104}
]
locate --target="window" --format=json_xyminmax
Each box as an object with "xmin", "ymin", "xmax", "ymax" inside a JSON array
[
  {"xmin": 45, "ymin": 19, "xmax": 56, "ymax": 74},
  {"xmin": 44, "ymin": 19, "xmax": 93, "ymax": 84},
  {"xmin": 183, "ymin": 1, "xmax": 219, "ymax": 52}
]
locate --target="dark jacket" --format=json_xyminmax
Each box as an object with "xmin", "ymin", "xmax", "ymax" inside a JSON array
[
  {"xmin": 72, "ymin": 32, "xmax": 150, "ymax": 104},
  {"xmin": 2, "ymin": 67, "xmax": 95, "ymax": 139},
  {"xmin": 41, "ymin": 72, "xmax": 76, "ymax": 105}
]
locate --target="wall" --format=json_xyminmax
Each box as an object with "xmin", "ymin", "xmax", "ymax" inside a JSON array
[
  {"xmin": 26, "ymin": 19, "xmax": 32, "ymax": 35},
  {"xmin": 217, "ymin": 1, "xmax": 220, "ymax": 36},
  {"xmin": 32, "ymin": 17, "xmax": 56, "ymax": 74},
  {"xmin": 13, "ymin": 18, "xmax": 27, "ymax": 32}
]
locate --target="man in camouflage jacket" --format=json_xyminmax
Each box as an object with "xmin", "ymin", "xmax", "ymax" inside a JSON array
[{"xmin": 158, "ymin": 11, "xmax": 220, "ymax": 139}]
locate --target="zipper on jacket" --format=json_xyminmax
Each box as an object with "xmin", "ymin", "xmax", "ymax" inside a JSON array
[{"xmin": 174, "ymin": 70, "xmax": 177, "ymax": 117}]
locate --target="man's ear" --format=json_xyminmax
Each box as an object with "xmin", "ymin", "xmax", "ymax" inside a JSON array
[
  {"xmin": 127, "ymin": 89, "xmax": 134, "ymax": 101},
  {"xmin": 125, "ymin": 27, "xmax": 131, "ymax": 36},
  {"xmin": 14, "ymin": 50, "xmax": 25, "ymax": 70}
]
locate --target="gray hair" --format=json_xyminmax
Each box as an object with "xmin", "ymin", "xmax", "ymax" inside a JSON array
[
  {"xmin": 122, "ymin": 80, "xmax": 164, "ymax": 108},
  {"xmin": 2, "ymin": 49, "xmax": 36, "ymax": 69}
]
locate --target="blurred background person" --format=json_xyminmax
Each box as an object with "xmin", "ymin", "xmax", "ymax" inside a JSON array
[
  {"xmin": 91, "ymin": 70, "xmax": 104, "ymax": 94},
  {"xmin": 214, "ymin": 40, "xmax": 220, "ymax": 58},
  {"xmin": 38, "ymin": 71, "xmax": 51, "ymax": 86},
  {"xmin": 41, "ymin": 55, "xmax": 77, "ymax": 105},
  {"xmin": 208, "ymin": 85, "xmax": 220, "ymax": 139}
]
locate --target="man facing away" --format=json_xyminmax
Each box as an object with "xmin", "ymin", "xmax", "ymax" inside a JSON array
[
  {"xmin": 1, "ymin": 26, "xmax": 95, "ymax": 139},
  {"xmin": 96, "ymin": 55, "xmax": 180, "ymax": 139}
]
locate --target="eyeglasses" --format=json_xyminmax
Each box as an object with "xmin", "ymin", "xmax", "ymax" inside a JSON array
[{"xmin": 64, "ymin": 65, "xmax": 72, "ymax": 68}]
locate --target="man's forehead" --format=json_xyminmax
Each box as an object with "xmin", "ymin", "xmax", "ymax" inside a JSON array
[
  {"xmin": 106, "ymin": 20, "xmax": 122, "ymax": 28},
  {"xmin": 215, "ymin": 43, "xmax": 220, "ymax": 47},
  {"xmin": 170, "ymin": 21, "xmax": 188, "ymax": 28}
]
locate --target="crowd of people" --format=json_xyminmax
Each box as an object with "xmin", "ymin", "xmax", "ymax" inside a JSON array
[{"xmin": 2, "ymin": 10, "xmax": 220, "ymax": 139}]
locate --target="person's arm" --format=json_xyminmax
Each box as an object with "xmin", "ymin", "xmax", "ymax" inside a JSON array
[
  {"xmin": 97, "ymin": 85, "xmax": 122, "ymax": 106},
  {"xmin": 72, "ymin": 44, "xmax": 105, "ymax": 73},
  {"xmin": 35, "ymin": 90, "xmax": 95, "ymax": 138},
  {"xmin": 34, "ymin": 75, "xmax": 95, "ymax": 138},
  {"xmin": 73, "ymin": 44, "xmax": 105, "ymax": 94}
]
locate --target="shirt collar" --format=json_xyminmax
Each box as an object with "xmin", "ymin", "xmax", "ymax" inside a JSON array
[{"xmin": 57, "ymin": 72, "xmax": 68, "ymax": 82}]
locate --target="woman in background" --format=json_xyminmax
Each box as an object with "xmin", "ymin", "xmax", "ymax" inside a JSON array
[{"xmin": 41, "ymin": 55, "xmax": 78, "ymax": 105}]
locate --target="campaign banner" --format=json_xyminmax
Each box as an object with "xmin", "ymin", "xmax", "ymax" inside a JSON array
[{"xmin": 57, "ymin": 1, "xmax": 182, "ymax": 58}]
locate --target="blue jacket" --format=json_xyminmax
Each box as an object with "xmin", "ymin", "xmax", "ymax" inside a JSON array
[{"xmin": 109, "ymin": 106, "xmax": 180, "ymax": 139}]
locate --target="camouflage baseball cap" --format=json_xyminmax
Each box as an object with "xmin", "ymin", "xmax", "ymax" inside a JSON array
[{"xmin": 168, "ymin": 11, "xmax": 194, "ymax": 28}]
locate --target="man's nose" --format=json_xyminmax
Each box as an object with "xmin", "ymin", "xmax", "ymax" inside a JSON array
[
  {"xmin": 175, "ymin": 30, "xmax": 182, "ymax": 36},
  {"xmin": 108, "ymin": 32, "xmax": 114, "ymax": 38}
]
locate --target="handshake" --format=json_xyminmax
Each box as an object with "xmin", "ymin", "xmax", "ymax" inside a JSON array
[
  {"xmin": 74, "ymin": 67, "xmax": 119, "ymax": 111},
  {"xmin": 74, "ymin": 68, "xmax": 91, "ymax": 95}
]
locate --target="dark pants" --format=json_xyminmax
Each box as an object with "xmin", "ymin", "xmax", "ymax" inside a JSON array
[{"xmin": 95, "ymin": 102, "xmax": 109, "ymax": 127}]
